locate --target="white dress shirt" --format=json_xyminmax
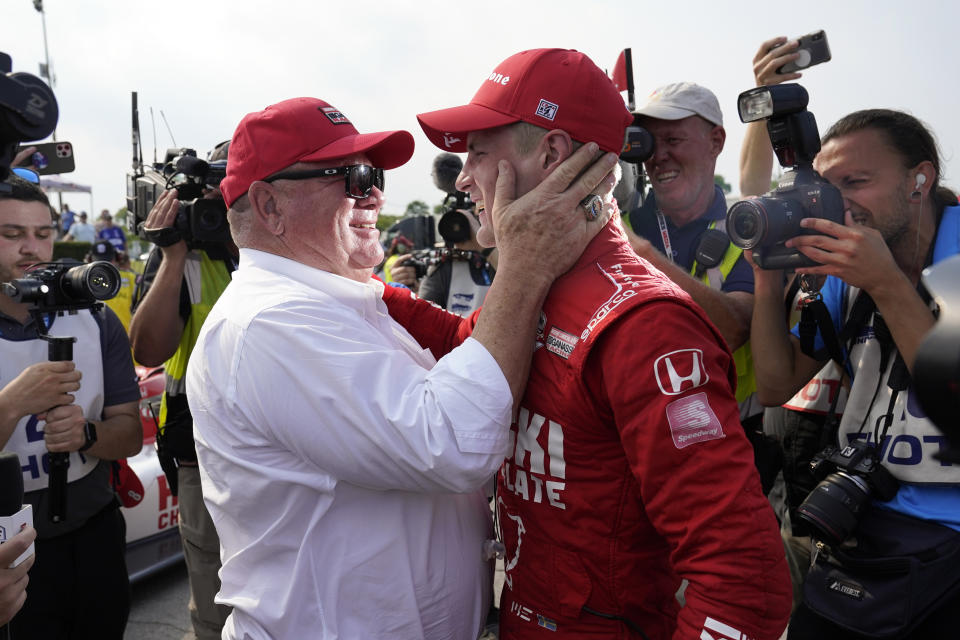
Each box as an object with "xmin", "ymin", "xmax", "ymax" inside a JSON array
[{"xmin": 186, "ymin": 249, "xmax": 512, "ymax": 640}]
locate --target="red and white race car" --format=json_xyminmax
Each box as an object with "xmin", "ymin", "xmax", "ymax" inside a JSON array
[{"xmin": 120, "ymin": 365, "xmax": 184, "ymax": 582}]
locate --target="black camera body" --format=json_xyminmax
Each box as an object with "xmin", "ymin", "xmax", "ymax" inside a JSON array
[
  {"xmin": 0, "ymin": 52, "xmax": 58, "ymax": 185},
  {"xmin": 126, "ymin": 147, "xmax": 229, "ymax": 247},
  {"xmin": 401, "ymin": 248, "xmax": 487, "ymax": 279},
  {"xmin": 796, "ymin": 440, "xmax": 899, "ymax": 545},
  {"xmin": 726, "ymin": 84, "xmax": 845, "ymax": 270},
  {"xmin": 1, "ymin": 261, "xmax": 120, "ymax": 313}
]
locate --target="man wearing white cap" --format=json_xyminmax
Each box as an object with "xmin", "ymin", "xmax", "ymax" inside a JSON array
[{"xmin": 184, "ymin": 96, "xmax": 614, "ymax": 639}]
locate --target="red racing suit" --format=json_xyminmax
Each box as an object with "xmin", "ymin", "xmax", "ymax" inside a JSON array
[{"xmin": 381, "ymin": 222, "xmax": 791, "ymax": 640}]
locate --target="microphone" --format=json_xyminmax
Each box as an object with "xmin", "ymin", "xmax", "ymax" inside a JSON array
[
  {"xmin": 175, "ymin": 154, "xmax": 209, "ymax": 178},
  {"xmin": 0, "ymin": 451, "xmax": 34, "ymax": 569},
  {"xmin": 432, "ymin": 153, "xmax": 463, "ymax": 196}
]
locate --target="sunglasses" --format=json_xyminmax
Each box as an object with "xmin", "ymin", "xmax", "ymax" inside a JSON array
[
  {"xmin": 264, "ymin": 165, "xmax": 384, "ymax": 199},
  {"xmin": 11, "ymin": 168, "xmax": 40, "ymax": 184}
]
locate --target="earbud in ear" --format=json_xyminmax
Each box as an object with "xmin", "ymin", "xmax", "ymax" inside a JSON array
[{"xmin": 915, "ymin": 174, "xmax": 927, "ymax": 190}]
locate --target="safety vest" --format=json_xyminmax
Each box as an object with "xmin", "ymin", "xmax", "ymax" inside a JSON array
[
  {"xmin": 691, "ymin": 221, "xmax": 757, "ymax": 407},
  {"xmin": 158, "ymin": 250, "xmax": 233, "ymax": 433},
  {"xmin": 104, "ymin": 268, "xmax": 137, "ymax": 334}
]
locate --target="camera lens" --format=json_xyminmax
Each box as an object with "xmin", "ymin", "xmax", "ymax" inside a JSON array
[
  {"xmin": 726, "ymin": 200, "xmax": 768, "ymax": 249},
  {"xmin": 795, "ymin": 471, "xmax": 872, "ymax": 546},
  {"xmin": 61, "ymin": 262, "xmax": 121, "ymax": 301},
  {"xmin": 734, "ymin": 212, "xmax": 758, "ymax": 240}
]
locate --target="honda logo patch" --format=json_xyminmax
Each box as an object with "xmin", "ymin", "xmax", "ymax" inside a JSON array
[{"xmin": 654, "ymin": 349, "xmax": 708, "ymax": 395}]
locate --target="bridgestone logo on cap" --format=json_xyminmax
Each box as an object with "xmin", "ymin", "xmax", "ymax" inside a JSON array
[
  {"xmin": 536, "ymin": 99, "xmax": 558, "ymax": 121},
  {"xmin": 320, "ymin": 106, "xmax": 350, "ymax": 125}
]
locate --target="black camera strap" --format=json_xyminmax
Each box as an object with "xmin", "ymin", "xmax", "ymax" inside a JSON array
[{"xmin": 797, "ymin": 286, "xmax": 875, "ymax": 366}]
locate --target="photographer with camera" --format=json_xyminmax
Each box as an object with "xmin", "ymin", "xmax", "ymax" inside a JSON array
[
  {"xmin": 410, "ymin": 153, "xmax": 497, "ymax": 316},
  {"xmin": 737, "ymin": 36, "xmax": 851, "ymax": 613},
  {"xmin": 0, "ymin": 174, "xmax": 141, "ymax": 639},
  {"xmin": 416, "ymin": 207, "xmax": 495, "ymax": 315},
  {"xmin": 128, "ymin": 140, "xmax": 235, "ymax": 640},
  {"xmin": 748, "ymin": 106, "xmax": 960, "ymax": 638}
]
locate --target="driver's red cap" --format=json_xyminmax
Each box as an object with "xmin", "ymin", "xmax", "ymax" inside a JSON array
[
  {"xmin": 417, "ymin": 49, "xmax": 632, "ymax": 155},
  {"xmin": 221, "ymin": 97, "xmax": 415, "ymax": 207}
]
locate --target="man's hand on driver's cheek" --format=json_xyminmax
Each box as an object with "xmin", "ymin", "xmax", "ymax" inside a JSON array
[{"xmin": 490, "ymin": 144, "xmax": 618, "ymax": 284}]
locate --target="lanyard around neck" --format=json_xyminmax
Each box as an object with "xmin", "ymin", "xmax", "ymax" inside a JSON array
[{"xmin": 655, "ymin": 209, "xmax": 674, "ymax": 264}]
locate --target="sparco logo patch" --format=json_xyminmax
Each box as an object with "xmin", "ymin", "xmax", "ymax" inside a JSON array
[
  {"xmin": 654, "ymin": 349, "xmax": 708, "ymax": 395},
  {"xmin": 536, "ymin": 99, "xmax": 559, "ymax": 121},
  {"xmin": 700, "ymin": 616, "xmax": 755, "ymax": 640},
  {"xmin": 828, "ymin": 579, "xmax": 864, "ymax": 600},
  {"xmin": 545, "ymin": 327, "xmax": 578, "ymax": 360},
  {"xmin": 320, "ymin": 106, "xmax": 350, "ymax": 125},
  {"xmin": 666, "ymin": 392, "xmax": 724, "ymax": 449}
]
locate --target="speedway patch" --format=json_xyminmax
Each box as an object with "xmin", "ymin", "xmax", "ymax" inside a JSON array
[{"xmin": 665, "ymin": 392, "xmax": 724, "ymax": 449}]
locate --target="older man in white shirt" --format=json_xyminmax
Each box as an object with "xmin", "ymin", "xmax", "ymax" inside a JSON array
[{"xmin": 185, "ymin": 97, "xmax": 616, "ymax": 640}]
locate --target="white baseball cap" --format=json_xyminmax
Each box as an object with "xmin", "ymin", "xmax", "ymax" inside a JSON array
[{"xmin": 635, "ymin": 82, "xmax": 723, "ymax": 127}]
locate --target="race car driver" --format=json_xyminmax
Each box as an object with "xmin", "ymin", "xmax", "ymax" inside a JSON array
[{"xmin": 380, "ymin": 48, "xmax": 791, "ymax": 640}]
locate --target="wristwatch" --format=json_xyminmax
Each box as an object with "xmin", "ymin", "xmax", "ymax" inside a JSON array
[{"xmin": 79, "ymin": 421, "xmax": 98, "ymax": 452}]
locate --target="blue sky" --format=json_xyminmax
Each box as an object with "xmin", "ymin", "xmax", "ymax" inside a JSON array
[{"xmin": 4, "ymin": 0, "xmax": 957, "ymax": 215}]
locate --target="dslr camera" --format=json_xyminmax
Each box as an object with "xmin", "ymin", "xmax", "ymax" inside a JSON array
[
  {"xmin": 725, "ymin": 84, "xmax": 844, "ymax": 270},
  {"xmin": 2, "ymin": 260, "xmax": 120, "ymax": 312},
  {"xmin": 795, "ymin": 439, "xmax": 899, "ymax": 545},
  {"xmin": 126, "ymin": 147, "xmax": 229, "ymax": 247}
]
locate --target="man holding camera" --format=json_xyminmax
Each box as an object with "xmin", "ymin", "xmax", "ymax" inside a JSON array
[
  {"xmin": 0, "ymin": 174, "xmax": 141, "ymax": 639},
  {"xmin": 128, "ymin": 141, "xmax": 235, "ymax": 640},
  {"xmin": 380, "ymin": 48, "xmax": 791, "ymax": 639},
  {"xmin": 748, "ymin": 109, "xmax": 960, "ymax": 638}
]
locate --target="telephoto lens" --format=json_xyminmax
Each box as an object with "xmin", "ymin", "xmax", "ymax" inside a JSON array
[{"xmin": 796, "ymin": 472, "xmax": 873, "ymax": 546}]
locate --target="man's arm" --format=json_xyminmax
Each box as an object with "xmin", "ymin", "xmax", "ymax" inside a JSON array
[
  {"xmin": 739, "ymin": 37, "xmax": 802, "ymax": 197},
  {"xmin": 623, "ymin": 226, "xmax": 753, "ymax": 349},
  {"xmin": 749, "ymin": 254, "xmax": 825, "ymax": 405},
  {"xmin": 789, "ymin": 211, "xmax": 936, "ymax": 372},
  {"xmin": 601, "ymin": 302, "xmax": 792, "ymax": 640},
  {"xmin": 128, "ymin": 189, "xmax": 188, "ymax": 366}
]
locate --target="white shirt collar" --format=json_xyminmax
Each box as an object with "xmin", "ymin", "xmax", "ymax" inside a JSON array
[{"xmin": 238, "ymin": 248, "xmax": 386, "ymax": 317}]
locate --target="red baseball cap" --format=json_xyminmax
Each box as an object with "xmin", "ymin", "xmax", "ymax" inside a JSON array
[
  {"xmin": 417, "ymin": 48, "xmax": 632, "ymax": 155},
  {"xmin": 221, "ymin": 97, "xmax": 415, "ymax": 207}
]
